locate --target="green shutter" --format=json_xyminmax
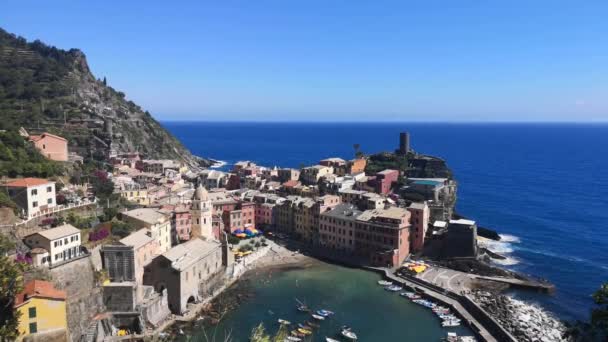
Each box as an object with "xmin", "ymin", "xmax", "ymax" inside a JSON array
[
  {"xmin": 29, "ymin": 307, "xmax": 36, "ymax": 318},
  {"xmin": 29, "ymin": 322, "xmax": 38, "ymax": 333}
]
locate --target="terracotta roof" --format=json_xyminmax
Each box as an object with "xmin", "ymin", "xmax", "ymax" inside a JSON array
[
  {"xmin": 28, "ymin": 132, "xmax": 67, "ymax": 142},
  {"xmin": 283, "ymin": 180, "xmax": 300, "ymax": 187},
  {"xmin": 14, "ymin": 280, "xmax": 66, "ymax": 307},
  {"xmin": 4, "ymin": 178, "xmax": 53, "ymax": 187}
]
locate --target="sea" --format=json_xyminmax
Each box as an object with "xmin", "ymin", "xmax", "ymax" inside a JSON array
[{"xmin": 164, "ymin": 121, "xmax": 608, "ymax": 325}]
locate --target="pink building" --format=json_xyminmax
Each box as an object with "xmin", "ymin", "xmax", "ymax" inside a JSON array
[
  {"xmin": 174, "ymin": 207, "xmax": 192, "ymax": 242},
  {"xmin": 118, "ymin": 228, "xmax": 160, "ymax": 285},
  {"xmin": 29, "ymin": 133, "xmax": 68, "ymax": 162},
  {"xmin": 319, "ymin": 203, "xmax": 361, "ymax": 252},
  {"xmin": 222, "ymin": 201, "xmax": 256, "ymax": 233},
  {"xmin": 356, "ymin": 206, "xmax": 411, "ymax": 267},
  {"xmin": 407, "ymin": 202, "xmax": 430, "ymax": 253},
  {"xmin": 255, "ymin": 202, "xmax": 275, "ymax": 227},
  {"xmin": 374, "ymin": 169, "xmax": 399, "ymax": 195}
]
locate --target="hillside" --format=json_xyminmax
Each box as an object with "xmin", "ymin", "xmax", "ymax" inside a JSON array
[{"xmin": 0, "ymin": 28, "xmax": 209, "ymax": 168}]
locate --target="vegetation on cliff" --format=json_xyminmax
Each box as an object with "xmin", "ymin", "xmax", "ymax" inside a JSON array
[
  {"xmin": 0, "ymin": 27, "xmax": 205, "ymax": 167},
  {"xmin": 0, "ymin": 131, "xmax": 63, "ymax": 177}
]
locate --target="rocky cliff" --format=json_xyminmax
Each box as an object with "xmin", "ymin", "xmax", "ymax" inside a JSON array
[{"xmin": 0, "ymin": 28, "xmax": 209, "ymax": 168}]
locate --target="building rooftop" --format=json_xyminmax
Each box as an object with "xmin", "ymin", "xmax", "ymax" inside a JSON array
[
  {"xmin": 321, "ymin": 157, "xmax": 346, "ymax": 163},
  {"xmin": 322, "ymin": 203, "xmax": 363, "ymax": 220},
  {"xmin": 29, "ymin": 132, "xmax": 67, "ymax": 142},
  {"xmin": 449, "ymin": 219, "xmax": 476, "ymax": 226},
  {"xmin": 4, "ymin": 177, "xmax": 53, "ymax": 188},
  {"xmin": 34, "ymin": 224, "xmax": 80, "ymax": 241},
  {"xmin": 408, "ymin": 202, "xmax": 428, "ymax": 210},
  {"xmin": 14, "ymin": 280, "xmax": 66, "ymax": 307},
  {"xmin": 357, "ymin": 206, "xmax": 409, "ymax": 222},
  {"xmin": 162, "ymin": 238, "xmax": 221, "ymax": 271},
  {"xmin": 378, "ymin": 169, "xmax": 398, "ymax": 175},
  {"xmin": 120, "ymin": 228, "xmax": 154, "ymax": 250},
  {"xmin": 122, "ymin": 208, "xmax": 168, "ymax": 225}
]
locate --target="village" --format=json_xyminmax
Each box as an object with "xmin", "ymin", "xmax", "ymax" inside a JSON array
[{"xmin": 1, "ymin": 129, "xmax": 482, "ymax": 342}]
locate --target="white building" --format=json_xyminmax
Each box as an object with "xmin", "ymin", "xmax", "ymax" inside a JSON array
[
  {"xmin": 24, "ymin": 224, "xmax": 82, "ymax": 267},
  {"xmin": 3, "ymin": 178, "xmax": 56, "ymax": 218},
  {"xmin": 120, "ymin": 208, "xmax": 172, "ymax": 253}
]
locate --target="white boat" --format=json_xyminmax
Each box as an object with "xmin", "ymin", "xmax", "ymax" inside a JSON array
[
  {"xmin": 385, "ymin": 285, "xmax": 403, "ymax": 292},
  {"xmin": 341, "ymin": 329, "xmax": 358, "ymax": 340},
  {"xmin": 459, "ymin": 337, "xmax": 477, "ymax": 342},
  {"xmin": 286, "ymin": 337, "xmax": 302, "ymax": 342},
  {"xmin": 446, "ymin": 332, "xmax": 458, "ymax": 342},
  {"xmin": 442, "ymin": 319, "xmax": 461, "ymax": 327},
  {"xmin": 326, "ymin": 338, "xmax": 341, "ymax": 342},
  {"xmin": 378, "ymin": 280, "xmax": 393, "ymax": 286},
  {"xmin": 278, "ymin": 319, "xmax": 291, "ymax": 325},
  {"xmin": 312, "ymin": 314, "xmax": 326, "ymax": 320}
]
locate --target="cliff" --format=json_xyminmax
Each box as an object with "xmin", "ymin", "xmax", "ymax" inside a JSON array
[{"xmin": 0, "ymin": 28, "xmax": 210, "ymax": 168}]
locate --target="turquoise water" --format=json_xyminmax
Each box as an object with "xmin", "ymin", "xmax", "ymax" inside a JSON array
[{"xmin": 184, "ymin": 262, "xmax": 472, "ymax": 341}]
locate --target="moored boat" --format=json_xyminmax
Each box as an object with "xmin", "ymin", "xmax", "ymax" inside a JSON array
[
  {"xmin": 317, "ymin": 309, "xmax": 334, "ymax": 316},
  {"xmin": 286, "ymin": 336, "xmax": 302, "ymax": 342},
  {"xmin": 378, "ymin": 280, "xmax": 393, "ymax": 286},
  {"xmin": 385, "ymin": 285, "xmax": 403, "ymax": 292},
  {"xmin": 278, "ymin": 319, "xmax": 291, "ymax": 325},
  {"xmin": 442, "ymin": 319, "xmax": 461, "ymax": 327},
  {"xmin": 297, "ymin": 328, "xmax": 312, "ymax": 335},
  {"xmin": 312, "ymin": 314, "xmax": 326, "ymax": 320},
  {"xmin": 326, "ymin": 338, "xmax": 341, "ymax": 342},
  {"xmin": 341, "ymin": 326, "xmax": 358, "ymax": 340}
]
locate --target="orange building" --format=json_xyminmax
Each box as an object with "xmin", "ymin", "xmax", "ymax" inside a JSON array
[
  {"xmin": 347, "ymin": 158, "xmax": 367, "ymax": 174},
  {"xmin": 29, "ymin": 133, "xmax": 68, "ymax": 162}
]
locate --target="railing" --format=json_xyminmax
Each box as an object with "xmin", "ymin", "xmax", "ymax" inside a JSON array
[{"xmin": 21, "ymin": 198, "xmax": 98, "ymax": 222}]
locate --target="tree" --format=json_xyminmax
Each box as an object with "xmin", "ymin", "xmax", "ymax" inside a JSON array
[
  {"xmin": 0, "ymin": 235, "xmax": 25, "ymax": 340},
  {"xmin": 249, "ymin": 323, "xmax": 288, "ymax": 342},
  {"xmin": 567, "ymin": 282, "xmax": 608, "ymax": 341},
  {"xmin": 353, "ymin": 143, "xmax": 363, "ymax": 158}
]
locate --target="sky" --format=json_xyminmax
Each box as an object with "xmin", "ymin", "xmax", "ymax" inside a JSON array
[{"xmin": 2, "ymin": 1, "xmax": 607, "ymax": 122}]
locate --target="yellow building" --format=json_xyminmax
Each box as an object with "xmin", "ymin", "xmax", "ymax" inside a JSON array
[
  {"xmin": 14, "ymin": 280, "xmax": 67, "ymax": 339},
  {"xmin": 120, "ymin": 188, "xmax": 150, "ymax": 205}
]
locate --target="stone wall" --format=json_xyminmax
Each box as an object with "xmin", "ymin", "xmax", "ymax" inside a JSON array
[{"xmin": 50, "ymin": 255, "xmax": 106, "ymax": 341}]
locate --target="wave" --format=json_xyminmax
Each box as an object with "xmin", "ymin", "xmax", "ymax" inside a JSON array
[
  {"xmin": 491, "ymin": 256, "xmax": 520, "ymax": 266},
  {"xmin": 210, "ymin": 160, "xmax": 228, "ymax": 169},
  {"xmin": 499, "ymin": 234, "xmax": 521, "ymax": 243}
]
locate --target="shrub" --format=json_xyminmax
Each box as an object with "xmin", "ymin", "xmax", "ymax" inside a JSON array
[{"xmin": 89, "ymin": 228, "xmax": 110, "ymax": 242}]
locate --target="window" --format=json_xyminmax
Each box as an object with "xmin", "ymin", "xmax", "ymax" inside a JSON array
[
  {"xmin": 31, "ymin": 189, "xmax": 38, "ymax": 196},
  {"xmin": 29, "ymin": 307, "xmax": 36, "ymax": 318},
  {"xmin": 32, "ymin": 201, "xmax": 38, "ymax": 208},
  {"xmin": 29, "ymin": 322, "xmax": 37, "ymax": 334},
  {"xmin": 47, "ymin": 198, "xmax": 53, "ymax": 204},
  {"xmin": 47, "ymin": 186, "xmax": 52, "ymax": 192}
]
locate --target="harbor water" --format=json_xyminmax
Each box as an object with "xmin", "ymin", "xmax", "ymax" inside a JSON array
[{"xmin": 178, "ymin": 261, "xmax": 472, "ymax": 341}]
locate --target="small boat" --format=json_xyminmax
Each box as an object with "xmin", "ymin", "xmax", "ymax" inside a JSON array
[
  {"xmin": 291, "ymin": 330, "xmax": 305, "ymax": 337},
  {"xmin": 326, "ymin": 338, "xmax": 341, "ymax": 342},
  {"xmin": 297, "ymin": 328, "xmax": 312, "ymax": 335},
  {"xmin": 297, "ymin": 304, "xmax": 310, "ymax": 312},
  {"xmin": 286, "ymin": 337, "xmax": 301, "ymax": 342},
  {"xmin": 385, "ymin": 285, "xmax": 403, "ymax": 292},
  {"xmin": 442, "ymin": 319, "xmax": 461, "ymax": 327},
  {"xmin": 341, "ymin": 329, "xmax": 358, "ymax": 340},
  {"xmin": 317, "ymin": 309, "xmax": 334, "ymax": 316},
  {"xmin": 378, "ymin": 280, "xmax": 393, "ymax": 286},
  {"xmin": 445, "ymin": 332, "xmax": 458, "ymax": 342},
  {"xmin": 278, "ymin": 319, "xmax": 291, "ymax": 325},
  {"xmin": 298, "ymin": 323, "xmax": 312, "ymax": 329},
  {"xmin": 312, "ymin": 314, "xmax": 326, "ymax": 320}
]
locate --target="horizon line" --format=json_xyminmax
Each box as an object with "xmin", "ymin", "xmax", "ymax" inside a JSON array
[{"xmin": 159, "ymin": 119, "xmax": 608, "ymax": 124}]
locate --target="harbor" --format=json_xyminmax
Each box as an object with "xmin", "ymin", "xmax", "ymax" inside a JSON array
[{"xmin": 173, "ymin": 261, "xmax": 474, "ymax": 341}]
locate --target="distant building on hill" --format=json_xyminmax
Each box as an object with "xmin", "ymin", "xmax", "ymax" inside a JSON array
[
  {"xmin": 398, "ymin": 131, "xmax": 410, "ymax": 155},
  {"xmin": 28, "ymin": 132, "xmax": 69, "ymax": 162}
]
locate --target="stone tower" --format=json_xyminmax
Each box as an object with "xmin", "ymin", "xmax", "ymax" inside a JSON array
[{"xmin": 191, "ymin": 184, "xmax": 213, "ymax": 240}]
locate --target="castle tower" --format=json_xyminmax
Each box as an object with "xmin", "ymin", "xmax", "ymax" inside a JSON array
[
  {"xmin": 191, "ymin": 184, "xmax": 213, "ymax": 240},
  {"xmin": 399, "ymin": 132, "xmax": 410, "ymax": 155}
]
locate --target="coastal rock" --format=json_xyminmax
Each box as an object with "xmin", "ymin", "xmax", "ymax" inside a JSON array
[{"xmin": 471, "ymin": 291, "xmax": 570, "ymax": 342}]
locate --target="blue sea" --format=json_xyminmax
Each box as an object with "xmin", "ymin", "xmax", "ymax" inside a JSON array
[{"xmin": 164, "ymin": 121, "xmax": 608, "ymax": 322}]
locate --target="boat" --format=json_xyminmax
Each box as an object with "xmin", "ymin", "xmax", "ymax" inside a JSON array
[
  {"xmin": 286, "ymin": 337, "xmax": 302, "ymax": 342},
  {"xmin": 318, "ymin": 309, "xmax": 335, "ymax": 316},
  {"xmin": 297, "ymin": 304, "xmax": 310, "ymax": 312},
  {"xmin": 378, "ymin": 280, "xmax": 393, "ymax": 286},
  {"xmin": 385, "ymin": 285, "xmax": 403, "ymax": 292},
  {"xmin": 291, "ymin": 330, "xmax": 305, "ymax": 337},
  {"xmin": 312, "ymin": 314, "xmax": 326, "ymax": 320},
  {"xmin": 442, "ymin": 319, "xmax": 461, "ymax": 327},
  {"xmin": 326, "ymin": 338, "xmax": 341, "ymax": 342},
  {"xmin": 297, "ymin": 328, "xmax": 312, "ymax": 335},
  {"xmin": 341, "ymin": 329, "xmax": 358, "ymax": 340},
  {"xmin": 459, "ymin": 337, "xmax": 477, "ymax": 342},
  {"xmin": 445, "ymin": 332, "xmax": 458, "ymax": 342},
  {"xmin": 298, "ymin": 323, "xmax": 312, "ymax": 329},
  {"xmin": 278, "ymin": 319, "xmax": 291, "ymax": 325}
]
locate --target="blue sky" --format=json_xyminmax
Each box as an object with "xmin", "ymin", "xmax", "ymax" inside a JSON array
[{"xmin": 2, "ymin": 1, "xmax": 607, "ymax": 121}]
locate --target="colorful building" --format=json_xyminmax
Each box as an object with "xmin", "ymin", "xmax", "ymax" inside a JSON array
[
  {"xmin": 120, "ymin": 208, "xmax": 172, "ymax": 253},
  {"xmin": 29, "ymin": 132, "xmax": 68, "ymax": 162},
  {"xmin": 3, "ymin": 178, "xmax": 56, "ymax": 219},
  {"xmin": 300, "ymin": 165, "xmax": 333, "ymax": 185},
  {"xmin": 14, "ymin": 280, "xmax": 67, "ymax": 339},
  {"xmin": 355, "ymin": 206, "xmax": 411, "ymax": 267},
  {"xmin": 374, "ymin": 169, "xmax": 399, "ymax": 195},
  {"xmin": 347, "ymin": 158, "xmax": 367, "ymax": 174},
  {"xmin": 407, "ymin": 202, "xmax": 430, "ymax": 253},
  {"xmin": 222, "ymin": 201, "xmax": 256, "ymax": 233}
]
